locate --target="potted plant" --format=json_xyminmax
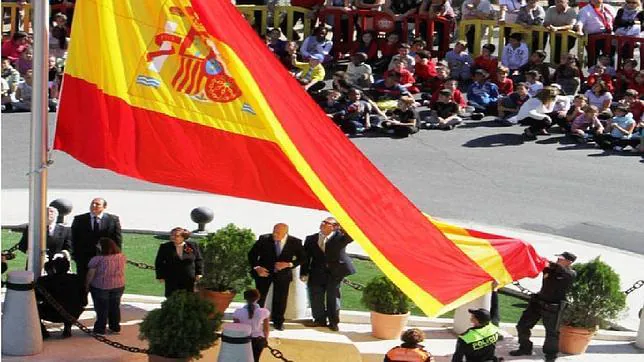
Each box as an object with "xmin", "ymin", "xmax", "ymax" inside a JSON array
[
  {"xmin": 559, "ymin": 257, "xmax": 626, "ymax": 354},
  {"xmin": 361, "ymin": 275, "xmax": 411, "ymax": 339},
  {"xmin": 139, "ymin": 290, "xmax": 222, "ymax": 362},
  {"xmin": 198, "ymin": 223, "xmax": 255, "ymax": 314}
]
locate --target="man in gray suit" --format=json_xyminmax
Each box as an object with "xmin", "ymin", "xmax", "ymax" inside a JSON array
[{"xmin": 300, "ymin": 217, "xmax": 356, "ymax": 332}]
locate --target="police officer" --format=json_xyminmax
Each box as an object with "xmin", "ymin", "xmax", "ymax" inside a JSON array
[
  {"xmin": 385, "ymin": 328, "xmax": 434, "ymax": 362},
  {"xmin": 452, "ymin": 308, "xmax": 500, "ymax": 362},
  {"xmin": 510, "ymin": 251, "xmax": 577, "ymax": 362}
]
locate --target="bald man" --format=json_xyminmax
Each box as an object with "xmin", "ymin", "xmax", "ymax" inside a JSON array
[{"xmin": 248, "ymin": 223, "xmax": 305, "ymax": 330}]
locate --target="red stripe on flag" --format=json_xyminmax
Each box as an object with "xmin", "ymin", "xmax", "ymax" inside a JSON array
[
  {"xmin": 54, "ymin": 75, "xmax": 325, "ymax": 210},
  {"xmin": 171, "ymin": 57, "xmax": 188, "ymax": 89}
]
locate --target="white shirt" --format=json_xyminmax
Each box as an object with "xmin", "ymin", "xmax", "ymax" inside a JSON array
[
  {"xmin": 501, "ymin": 43, "xmax": 529, "ymax": 70},
  {"xmin": 275, "ymin": 234, "xmax": 287, "ymax": 256},
  {"xmin": 527, "ymin": 81, "xmax": 544, "ymax": 97},
  {"xmin": 517, "ymin": 97, "xmax": 555, "ymax": 121},
  {"xmin": 175, "ymin": 241, "xmax": 185, "ymax": 258},
  {"xmin": 233, "ymin": 304, "xmax": 270, "ymax": 338},
  {"xmin": 584, "ymin": 89, "xmax": 613, "ymax": 109},
  {"xmin": 346, "ymin": 62, "xmax": 374, "ymax": 85},
  {"xmin": 500, "ymin": 0, "xmax": 525, "ymax": 23},
  {"xmin": 577, "ymin": 4, "xmax": 616, "ymax": 35},
  {"xmin": 462, "ymin": 0, "xmax": 492, "ymax": 18}
]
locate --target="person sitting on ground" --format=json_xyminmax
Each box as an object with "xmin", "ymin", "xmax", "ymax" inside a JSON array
[
  {"xmin": 300, "ymin": 26, "xmax": 333, "ymax": 62},
  {"xmin": 570, "ymin": 104, "xmax": 604, "ymax": 142},
  {"xmin": 473, "ymin": 43, "xmax": 498, "ymax": 81},
  {"xmin": 501, "ymin": 33, "xmax": 529, "ymax": 74},
  {"xmin": 14, "ymin": 68, "xmax": 33, "ymax": 112},
  {"xmin": 233, "ymin": 289, "xmax": 270, "ymax": 362},
  {"xmin": 584, "ymin": 80, "xmax": 613, "ymax": 120},
  {"xmin": 381, "ymin": 95, "xmax": 419, "ymax": 137},
  {"xmin": 384, "ymin": 58, "xmax": 418, "ymax": 93},
  {"xmin": 545, "ymin": 84, "xmax": 571, "ymax": 134},
  {"xmin": 620, "ymin": 89, "xmax": 644, "ymax": 122},
  {"xmin": 16, "ymin": 46, "xmax": 32, "ymax": 77},
  {"xmin": 370, "ymin": 73, "xmax": 412, "ymax": 104},
  {"xmin": 445, "ymin": 40, "xmax": 473, "ymax": 83},
  {"xmin": 424, "ymin": 65, "xmax": 450, "ymax": 94},
  {"xmin": 427, "ymin": 78, "xmax": 467, "ymax": 111},
  {"xmin": 37, "ymin": 255, "xmax": 84, "ymax": 339},
  {"xmin": 280, "ymin": 41, "xmax": 299, "ymax": 73},
  {"xmin": 525, "ymin": 70, "xmax": 544, "ymax": 98},
  {"xmin": 414, "ymin": 50, "xmax": 437, "ymax": 86},
  {"xmin": 266, "ymin": 28, "xmax": 288, "ymax": 58},
  {"xmin": 562, "ymin": 94, "xmax": 588, "ymax": 132},
  {"xmin": 517, "ymin": 50, "xmax": 550, "ymax": 85},
  {"xmin": 351, "ymin": 31, "xmax": 379, "ymax": 62},
  {"xmin": 596, "ymin": 104, "xmax": 638, "ymax": 150},
  {"xmin": 1, "ymin": 57, "xmax": 20, "ymax": 106},
  {"xmin": 337, "ymin": 88, "xmax": 374, "ymax": 135},
  {"xmin": 346, "ymin": 52, "xmax": 374, "ymax": 89},
  {"xmin": 553, "ymin": 53, "xmax": 583, "ymax": 96},
  {"xmin": 451, "ymin": 308, "xmax": 500, "ymax": 362},
  {"xmin": 319, "ymin": 89, "xmax": 344, "ymax": 118},
  {"xmin": 586, "ymin": 63, "xmax": 615, "ymax": 93},
  {"xmin": 385, "ymin": 328, "xmax": 434, "ymax": 362},
  {"xmin": 616, "ymin": 58, "xmax": 638, "ymax": 94},
  {"xmin": 409, "ymin": 38, "xmax": 426, "ymax": 58},
  {"xmin": 426, "ymin": 89, "xmax": 462, "ymax": 130},
  {"xmin": 332, "ymin": 71, "xmax": 352, "ymax": 99},
  {"xmin": 294, "ymin": 54, "xmax": 326, "ymax": 94},
  {"xmin": 516, "ymin": 86, "xmax": 559, "ymax": 140},
  {"xmin": 375, "ymin": 32, "xmax": 401, "ymax": 73},
  {"xmin": 388, "ymin": 43, "xmax": 416, "ymax": 73},
  {"xmin": 587, "ymin": 54, "xmax": 617, "ymax": 77},
  {"xmin": 495, "ymin": 66, "xmax": 514, "ymax": 96},
  {"xmin": 467, "ymin": 69, "xmax": 500, "ymax": 118},
  {"xmin": 497, "ymin": 82, "xmax": 530, "ymax": 124}
]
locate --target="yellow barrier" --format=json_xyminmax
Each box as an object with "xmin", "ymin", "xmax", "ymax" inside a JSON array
[
  {"xmin": 458, "ymin": 19, "xmax": 586, "ymax": 64},
  {"xmin": 1, "ymin": 2, "xmax": 31, "ymax": 36},
  {"xmin": 235, "ymin": 5, "xmax": 313, "ymax": 41}
]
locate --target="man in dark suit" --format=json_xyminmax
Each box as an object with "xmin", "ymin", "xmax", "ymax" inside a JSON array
[
  {"xmin": 300, "ymin": 217, "xmax": 355, "ymax": 332},
  {"xmin": 19, "ymin": 206, "xmax": 72, "ymax": 260},
  {"xmin": 71, "ymin": 198, "xmax": 122, "ymax": 288},
  {"xmin": 248, "ymin": 223, "xmax": 305, "ymax": 331}
]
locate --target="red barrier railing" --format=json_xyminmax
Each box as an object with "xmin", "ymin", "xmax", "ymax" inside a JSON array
[
  {"xmin": 318, "ymin": 8, "xmax": 451, "ymax": 58},
  {"xmin": 587, "ymin": 33, "xmax": 644, "ymax": 92}
]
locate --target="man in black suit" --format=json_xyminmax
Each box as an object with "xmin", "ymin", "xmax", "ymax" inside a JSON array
[
  {"xmin": 300, "ymin": 217, "xmax": 356, "ymax": 332},
  {"xmin": 19, "ymin": 206, "xmax": 72, "ymax": 260},
  {"xmin": 71, "ymin": 198, "xmax": 122, "ymax": 288},
  {"xmin": 248, "ymin": 223, "xmax": 305, "ymax": 331}
]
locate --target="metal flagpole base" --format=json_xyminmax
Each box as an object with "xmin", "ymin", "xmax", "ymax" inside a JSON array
[
  {"xmin": 453, "ymin": 292, "xmax": 492, "ymax": 335},
  {"xmin": 217, "ymin": 323, "xmax": 253, "ymax": 362},
  {"xmin": 1, "ymin": 271, "xmax": 43, "ymax": 356}
]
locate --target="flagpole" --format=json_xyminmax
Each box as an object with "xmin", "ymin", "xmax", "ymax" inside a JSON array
[{"xmin": 27, "ymin": 0, "xmax": 50, "ymax": 279}]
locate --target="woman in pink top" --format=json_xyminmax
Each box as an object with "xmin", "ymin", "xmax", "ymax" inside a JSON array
[
  {"xmin": 85, "ymin": 237, "xmax": 126, "ymax": 335},
  {"xmin": 233, "ymin": 289, "xmax": 270, "ymax": 362}
]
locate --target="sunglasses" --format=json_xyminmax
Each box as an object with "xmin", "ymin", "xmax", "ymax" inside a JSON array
[{"xmin": 321, "ymin": 221, "xmax": 338, "ymax": 226}]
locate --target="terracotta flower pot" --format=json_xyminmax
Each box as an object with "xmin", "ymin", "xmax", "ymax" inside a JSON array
[
  {"xmin": 370, "ymin": 311, "xmax": 410, "ymax": 340},
  {"xmin": 199, "ymin": 289, "xmax": 236, "ymax": 315},
  {"xmin": 148, "ymin": 354, "xmax": 191, "ymax": 362},
  {"xmin": 558, "ymin": 325, "xmax": 596, "ymax": 355}
]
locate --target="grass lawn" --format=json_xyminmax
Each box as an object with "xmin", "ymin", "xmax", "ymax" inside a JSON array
[{"xmin": 1, "ymin": 230, "xmax": 528, "ymax": 323}]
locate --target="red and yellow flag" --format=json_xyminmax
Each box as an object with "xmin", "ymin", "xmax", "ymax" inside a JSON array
[{"xmin": 54, "ymin": 0, "xmax": 547, "ymax": 316}]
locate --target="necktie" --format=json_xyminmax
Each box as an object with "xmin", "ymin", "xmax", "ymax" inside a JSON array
[
  {"xmin": 319, "ymin": 236, "xmax": 326, "ymax": 252},
  {"xmin": 275, "ymin": 240, "xmax": 282, "ymax": 256},
  {"xmin": 93, "ymin": 216, "xmax": 100, "ymax": 232}
]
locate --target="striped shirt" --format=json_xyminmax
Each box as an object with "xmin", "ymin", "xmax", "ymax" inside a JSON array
[{"xmin": 88, "ymin": 254, "xmax": 126, "ymax": 290}]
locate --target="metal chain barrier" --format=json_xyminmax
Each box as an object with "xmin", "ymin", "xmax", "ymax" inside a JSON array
[
  {"xmin": 34, "ymin": 283, "xmax": 150, "ymax": 354},
  {"xmin": 266, "ymin": 342, "xmax": 294, "ymax": 362},
  {"xmin": 342, "ymin": 278, "xmax": 365, "ymax": 291},
  {"xmin": 126, "ymin": 259, "xmax": 156, "ymax": 270},
  {"xmin": 512, "ymin": 281, "xmax": 536, "ymax": 296},
  {"xmin": 1, "ymin": 241, "xmax": 21, "ymax": 260},
  {"xmin": 624, "ymin": 280, "xmax": 644, "ymax": 296}
]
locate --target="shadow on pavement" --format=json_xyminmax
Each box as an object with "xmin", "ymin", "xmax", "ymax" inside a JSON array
[
  {"xmin": 585, "ymin": 343, "xmax": 641, "ymax": 354},
  {"xmin": 463, "ymin": 134, "xmax": 524, "ymax": 148}
]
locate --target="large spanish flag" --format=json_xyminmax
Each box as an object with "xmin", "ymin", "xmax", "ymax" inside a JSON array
[{"xmin": 54, "ymin": 0, "xmax": 547, "ymax": 316}]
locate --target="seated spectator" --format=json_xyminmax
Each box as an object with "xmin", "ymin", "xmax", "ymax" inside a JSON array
[
  {"xmin": 473, "ymin": 43, "xmax": 498, "ymax": 81},
  {"xmin": 498, "ymin": 82, "xmax": 530, "ymax": 123},
  {"xmin": 16, "ymin": 46, "xmax": 32, "ymax": 76},
  {"xmin": 337, "ymin": 88, "xmax": 375, "ymax": 135},
  {"xmin": 588, "ymin": 54, "xmax": 617, "ymax": 77},
  {"xmin": 384, "ymin": 328, "xmax": 433, "ymax": 362},
  {"xmin": 300, "ymin": 26, "xmax": 333, "ymax": 62},
  {"xmin": 410, "ymin": 38, "xmax": 427, "ymax": 58},
  {"xmin": 351, "ymin": 31, "xmax": 378, "ymax": 62},
  {"xmin": 501, "ymin": 33, "xmax": 529, "ymax": 73},
  {"xmin": 294, "ymin": 54, "xmax": 326, "ymax": 94},
  {"xmin": 280, "ymin": 41, "xmax": 299, "ymax": 73},
  {"xmin": 553, "ymin": 53, "xmax": 582, "ymax": 96},
  {"xmin": 266, "ymin": 28, "xmax": 287, "ymax": 57},
  {"xmin": 346, "ymin": 52, "xmax": 374, "ymax": 89},
  {"xmin": 14, "ymin": 69, "xmax": 33, "ymax": 112},
  {"xmin": 596, "ymin": 104, "xmax": 638, "ymax": 150},
  {"xmin": 424, "ymin": 65, "xmax": 450, "ymax": 93},
  {"xmin": 1, "ymin": 31, "xmax": 29, "ymax": 64},
  {"xmin": 562, "ymin": 94, "xmax": 588, "ymax": 132},
  {"xmin": 517, "ymin": 50, "xmax": 550, "ymax": 85},
  {"xmin": 586, "ymin": 64, "xmax": 615, "ymax": 93},
  {"xmin": 2, "ymin": 57, "xmax": 20, "ymax": 103},
  {"xmin": 332, "ymin": 71, "xmax": 352, "ymax": 99},
  {"xmin": 617, "ymin": 58, "xmax": 638, "ymax": 94},
  {"xmin": 570, "ymin": 104, "xmax": 604, "ymax": 142},
  {"xmin": 376, "ymin": 32, "xmax": 401, "ymax": 72},
  {"xmin": 445, "ymin": 40, "xmax": 473, "ymax": 82},
  {"xmin": 36, "ymin": 255, "xmax": 85, "ymax": 339},
  {"xmin": 584, "ymin": 80, "xmax": 613, "ymax": 119},
  {"xmin": 467, "ymin": 69, "xmax": 500, "ymax": 117},
  {"xmin": 48, "ymin": 56, "xmax": 62, "ymax": 102},
  {"xmin": 370, "ymin": 73, "xmax": 412, "ymax": 110},
  {"xmin": 621, "ymin": 89, "xmax": 644, "ymax": 122},
  {"xmin": 525, "ymin": 70, "xmax": 544, "ymax": 97},
  {"xmin": 414, "ymin": 50, "xmax": 437, "ymax": 84},
  {"xmin": 546, "ymin": 84, "xmax": 571, "ymax": 133},
  {"xmin": 1, "ymin": 78, "xmax": 11, "ymax": 111},
  {"xmin": 50, "ymin": 12, "xmax": 69, "ymax": 59},
  {"xmin": 426, "ymin": 88, "xmax": 463, "ymax": 130},
  {"xmin": 495, "ymin": 66, "xmax": 514, "ymax": 96},
  {"xmin": 388, "ymin": 44, "xmax": 415, "ymax": 73},
  {"xmin": 384, "ymin": 59, "xmax": 418, "ymax": 93},
  {"xmin": 381, "ymin": 96, "xmax": 419, "ymax": 137},
  {"xmin": 319, "ymin": 89, "xmax": 344, "ymax": 117},
  {"xmin": 428, "ymin": 78, "xmax": 467, "ymax": 110},
  {"xmin": 516, "ymin": 86, "xmax": 559, "ymax": 139},
  {"xmin": 516, "ymin": 0, "xmax": 546, "ymax": 49}
]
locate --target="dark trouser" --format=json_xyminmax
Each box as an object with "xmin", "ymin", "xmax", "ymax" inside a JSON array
[
  {"xmin": 165, "ymin": 277, "xmax": 195, "ymax": 298},
  {"xmin": 75, "ymin": 258, "xmax": 90, "ymax": 305},
  {"xmin": 254, "ymin": 276, "xmax": 290, "ymax": 325},
  {"xmin": 524, "ymin": 116, "xmax": 552, "ymax": 133},
  {"xmin": 516, "ymin": 298, "xmax": 562, "ymax": 358},
  {"xmin": 595, "ymin": 134, "xmax": 642, "ymax": 150},
  {"xmin": 587, "ymin": 35, "xmax": 616, "ymax": 66},
  {"xmin": 90, "ymin": 286, "xmax": 124, "ymax": 334},
  {"xmin": 466, "ymin": 26, "xmax": 476, "ymax": 54},
  {"xmin": 280, "ymin": 12, "xmax": 306, "ymax": 41},
  {"xmin": 546, "ymin": 33, "xmax": 577, "ymax": 65},
  {"xmin": 548, "ymin": 112, "xmax": 568, "ymax": 131},
  {"xmin": 469, "ymin": 101, "xmax": 498, "ymax": 116},
  {"xmin": 490, "ymin": 291, "xmax": 500, "ymax": 326},
  {"xmin": 251, "ymin": 336, "xmax": 267, "ymax": 362},
  {"xmin": 308, "ymin": 277, "xmax": 342, "ymax": 326}
]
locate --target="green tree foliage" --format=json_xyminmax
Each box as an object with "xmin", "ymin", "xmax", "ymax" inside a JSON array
[
  {"xmin": 139, "ymin": 291, "xmax": 222, "ymax": 358},
  {"xmin": 361, "ymin": 276, "xmax": 411, "ymax": 315},
  {"xmin": 562, "ymin": 257, "xmax": 627, "ymax": 330},
  {"xmin": 198, "ymin": 224, "xmax": 255, "ymax": 292}
]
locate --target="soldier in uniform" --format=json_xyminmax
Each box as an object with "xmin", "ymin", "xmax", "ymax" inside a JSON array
[
  {"xmin": 510, "ymin": 251, "xmax": 577, "ymax": 362},
  {"xmin": 452, "ymin": 308, "xmax": 500, "ymax": 362}
]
